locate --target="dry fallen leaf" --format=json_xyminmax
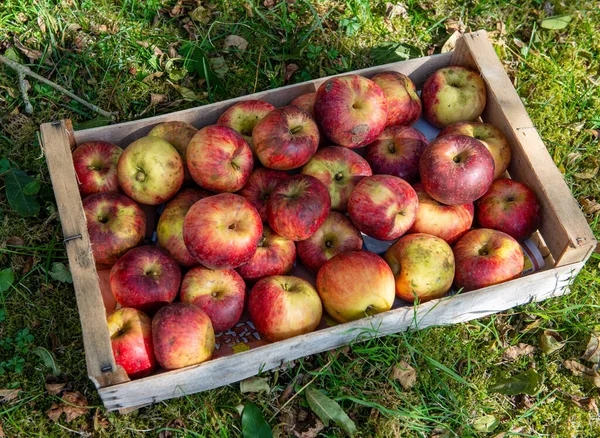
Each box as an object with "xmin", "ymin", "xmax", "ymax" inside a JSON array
[
  {"xmin": 46, "ymin": 391, "xmax": 89, "ymax": 423},
  {"xmin": 285, "ymin": 63, "xmax": 299, "ymax": 82},
  {"xmin": 93, "ymin": 408, "xmax": 110, "ymax": 432},
  {"xmin": 13, "ymin": 37, "xmax": 44, "ymax": 62},
  {"xmin": 0, "ymin": 422, "xmax": 5, "ymax": 437},
  {"xmin": 581, "ymin": 333, "xmax": 600, "ymax": 363},
  {"xmin": 385, "ymin": 2, "xmax": 409, "ymax": 20},
  {"xmin": 563, "ymin": 360, "xmax": 600, "ymax": 387},
  {"xmin": 590, "ymin": 129, "xmax": 599, "ymax": 140},
  {"xmin": 0, "ymin": 389, "xmax": 21, "ymax": 404},
  {"xmin": 391, "ymin": 360, "xmax": 417, "ymax": 390},
  {"xmin": 496, "ymin": 21, "xmax": 506, "ymax": 36},
  {"xmin": 142, "ymin": 71, "xmax": 164, "ymax": 83},
  {"xmin": 45, "ymin": 382, "xmax": 67, "ymax": 396},
  {"xmin": 264, "ymin": 0, "xmax": 276, "ymax": 8},
  {"xmin": 5, "ymin": 236, "xmax": 24, "ymax": 246},
  {"xmin": 441, "ymin": 30, "xmax": 461, "ymax": 53},
  {"xmin": 294, "ymin": 417, "xmax": 325, "ymax": 438},
  {"xmin": 243, "ymin": 2, "xmax": 254, "ymax": 17},
  {"xmin": 445, "ymin": 19, "xmax": 465, "ymax": 33},
  {"xmin": 189, "ymin": 6, "xmax": 211, "ymax": 23},
  {"xmin": 170, "ymin": 0, "xmax": 186, "ymax": 17},
  {"xmin": 540, "ymin": 330, "xmax": 565, "ymax": 354},
  {"xmin": 37, "ymin": 16, "xmax": 47, "ymax": 33},
  {"xmin": 502, "ymin": 343, "xmax": 536, "ymax": 362},
  {"xmin": 573, "ymin": 156, "xmax": 599, "ymax": 180},
  {"xmin": 223, "ymin": 35, "xmax": 248, "ymax": 52},
  {"xmin": 566, "ymin": 393, "xmax": 599, "ymax": 414},
  {"xmin": 579, "ymin": 197, "xmax": 600, "ymax": 215},
  {"xmin": 168, "ymin": 42, "xmax": 179, "ymax": 59},
  {"xmin": 158, "ymin": 418, "xmax": 186, "ymax": 438}
]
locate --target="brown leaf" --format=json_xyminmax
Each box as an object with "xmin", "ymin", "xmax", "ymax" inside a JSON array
[
  {"xmin": 93, "ymin": 408, "xmax": 110, "ymax": 432},
  {"xmin": 294, "ymin": 418, "xmax": 325, "ymax": 438},
  {"xmin": 441, "ymin": 30, "xmax": 461, "ymax": 54},
  {"xmin": 0, "ymin": 389, "xmax": 21, "ymax": 403},
  {"xmin": 264, "ymin": 0, "xmax": 276, "ymax": 8},
  {"xmin": 582, "ymin": 333, "xmax": 600, "ymax": 363},
  {"xmin": 573, "ymin": 156, "xmax": 599, "ymax": 180},
  {"xmin": 150, "ymin": 94, "xmax": 168, "ymax": 106},
  {"xmin": 589, "ymin": 129, "xmax": 599, "ymax": 140},
  {"xmin": 563, "ymin": 360, "xmax": 600, "ymax": 387},
  {"xmin": 513, "ymin": 393, "xmax": 534, "ymax": 410},
  {"xmin": 391, "ymin": 360, "xmax": 416, "ymax": 390},
  {"xmin": 513, "ymin": 38, "xmax": 525, "ymax": 49},
  {"xmin": 243, "ymin": 2, "xmax": 254, "ymax": 17},
  {"xmin": 170, "ymin": 0, "xmax": 187, "ymax": 17},
  {"xmin": 158, "ymin": 418, "xmax": 186, "ymax": 438},
  {"xmin": 385, "ymin": 3, "xmax": 409, "ymax": 19},
  {"xmin": 189, "ymin": 6, "xmax": 210, "ymax": 23},
  {"xmin": 223, "ymin": 35, "xmax": 249, "ymax": 52},
  {"xmin": 0, "ymin": 422, "xmax": 5, "ymax": 437},
  {"xmin": 37, "ymin": 16, "xmax": 47, "ymax": 33},
  {"xmin": 567, "ymin": 394, "xmax": 599, "ymax": 414},
  {"xmin": 142, "ymin": 71, "xmax": 164, "ymax": 83},
  {"xmin": 285, "ymin": 63, "xmax": 299, "ymax": 82},
  {"xmin": 128, "ymin": 67, "xmax": 138, "ymax": 76},
  {"xmin": 46, "ymin": 391, "xmax": 89, "ymax": 423},
  {"xmin": 565, "ymin": 151, "xmax": 582, "ymax": 166},
  {"xmin": 13, "ymin": 37, "xmax": 44, "ymax": 61},
  {"xmin": 183, "ymin": 20, "xmax": 197, "ymax": 39},
  {"xmin": 6, "ymin": 236, "xmax": 24, "ymax": 246},
  {"xmin": 45, "ymin": 382, "xmax": 66, "ymax": 396},
  {"xmin": 168, "ymin": 43, "xmax": 179, "ymax": 59},
  {"xmin": 445, "ymin": 19, "xmax": 465, "ymax": 33},
  {"xmin": 496, "ymin": 21, "xmax": 506, "ymax": 36},
  {"xmin": 502, "ymin": 343, "xmax": 536, "ymax": 362}
]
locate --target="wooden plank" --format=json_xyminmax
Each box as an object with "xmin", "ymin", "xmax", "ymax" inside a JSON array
[
  {"xmin": 40, "ymin": 121, "xmax": 129, "ymax": 387},
  {"xmin": 98, "ymin": 261, "xmax": 583, "ymax": 411},
  {"xmin": 451, "ymin": 31, "xmax": 596, "ymax": 267}
]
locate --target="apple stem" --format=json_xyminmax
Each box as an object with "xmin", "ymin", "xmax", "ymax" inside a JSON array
[
  {"xmin": 135, "ymin": 170, "xmax": 146, "ymax": 182},
  {"xmin": 334, "ymin": 172, "xmax": 344, "ymax": 181}
]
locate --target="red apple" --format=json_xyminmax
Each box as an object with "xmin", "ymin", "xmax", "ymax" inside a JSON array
[
  {"xmin": 348, "ymin": 175, "xmax": 418, "ymax": 241},
  {"xmin": 183, "ymin": 193, "xmax": 263, "ymax": 269},
  {"xmin": 152, "ymin": 303, "xmax": 215, "ymax": 370},
  {"xmin": 117, "ymin": 136, "xmax": 184, "ymax": 205},
  {"xmin": 110, "ymin": 246, "xmax": 181, "ymax": 313},
  {"xmin": 72, "ymin": 141, "xmax": 122, "ymax": 197},
  {"xmin": 439, "ymin": 122, "xmax": 511, "ymax": 180},
  {"xmin": 365, "ymin": 126, "xmax": 428, "ymax": 183},
  {"xmin": 238, "ymin": 168, "xmax": 290, "ymax": 222},
  {"xmin": 83, "ymin": 192, "xmax": 146, "ymax": 264},
  {"xmin": 253, "ymin": 106, "xmax": 319, "ymax": 170},
  {"xmin": 408, "ymin": 183, "xmax": 474, "ymax": 245},
  {"xmin": 419, "ymin": 134, "xmax": 494, "ymax": 205},
  {"xmin": 98, "ymin": 268, "xmax": 117, "ymax": 314},
  {"xmin": 316, "ymin": 250, "xmax": 395, "ymax": 323},
  {"xmin": 248, "ymin": 275, "xmax": 322, "ymax": 342},
  {"xmin": 157, "ymin": 188, "xmax": 211, "ymax": 267},
  {"xmin": 217, "ymin": 99, "xmax": 275, "ymax": 150},
  {"xmin": 267, "ymin": 175, "xmax": 331, "ymax": 241},
  {"xmin": 237, "ymin": 225, "xmax": 296, "ymax": 281},
  {"xmin": 301, "ymin": 146, "xmax": 372, "ymax": 211},
  {"xmin": 421, "ymin": 66, "xmax": 487, "ymax": 128},
  {"xmin": 314, "ymin": 74, "xmax": 388, "ymax": 148},
  {"xmin": 371, "ymin": 71, "xmax": 421, "ymax": 127},
  {"xmin": 297, "ymin": 211, "xmax": 363, "ymax": 273},
  {"xmin": 180, "ymin": 266, "xmax": 246, "ymax": 333},
  {"xmin": 476, "ymin": 179, "xmax": 541, "ymax": 241},
  {"xmin": 453, "ymin": 228, "xmax": 524, "ymax": 291},
  {"xmin": 290, "ymin": 92, "xmax": 316, "ymax": 117},
  {"xmin": 147, "ymin": 121, "xmax": 197, "ymax": 184},
  {"xmin": 186, "ymin": 125, "xmax": 253, "ymax": 192},
  {"xmin": 384, "ymin": 233, "xmax": 454, "ymax": 303},
  {"xmin": 106, "ymin": 307, "xmax": 156, "ymax": 379}
]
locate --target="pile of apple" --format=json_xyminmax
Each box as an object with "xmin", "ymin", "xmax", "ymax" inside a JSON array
[{"xmin": 73, "ymin": 65, "xmax": 541, "ymax": 379}]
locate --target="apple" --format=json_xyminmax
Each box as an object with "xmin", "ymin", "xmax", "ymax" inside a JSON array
[
  {"xmin": 186, "ymin": 125, "xmax": 253, "ymax": 193},
  {"xmin": 384, "ymin": 233, "xmax": 455, "ymax": 303},
  {"xmin": 97, "ymin": 268, "xmax": 117, "ymax": 314},
  {"xmin": 453, "ymin": 228, "xmax": 524, "ymax": 291},
  {"xmin": 117, "ymin": 136, "xmax": 184, "ymax": 205},
  {"xmin": 248, "ymin": 275, "xmax": 322, "ymax": 342},
  {"xmin": 183, "ymin": 193, "xmax": 263, "ymax": 269},
  {"xmin": 72, "ymin": 141, "xmax": 122, "ymax": 197},
  {"xmin": 253, "ymin": 106, "xmax": 319, "ymax": 170},
  {"xmin": 419, "ymin": 134, "xmax": 494, "ymax": 205},
  {"xmin": 290, "ymin": 92, "xmax": 316, "ymax": 117},
  {"xmin": 297, "ymin": 211, "xmax": 363, "ymax": 272},
  {"xmin": 365, "ymin": 125, "xmax": 428, "ymax": 183},
  {"xmin": 237, "ymin": 225, "xmax": 296, "ymax": 281},
  {"xmin": 439, "ymin": 122, "xmax": 511, "ymax": 180},
  {"xmin": 180, "ymin": 266, "xmax": 246, "ymax": 333},
  {"xmin": 152, "ymin": 303, "xmax": 215, "ymax": 370},
  {"xmin": 238, "ymin": 167, "xmax": 290, "ymax": 222},
  {"xmin": 106, "ymin": 307, "xmax": 156, "ymax": 379},
  {"xmin": 217, "ymin": 99, "xmax": 275, "ymax": 150},
  {"xmin": 314, "ymin": 74, "xmax": 388, "ymax": 148},
  {"xmin": 348, "ymin": 175, "xmax": 418, "ymax": 241},
  {"xmin": 83, "ymin": 192, "xmax": 146, "ymax": 264},
  {"xmin": 316, "ymin": 250, "xmax": 395, "ymax": 323},
  {"xmin": 371, "ymin": 71, "xmax": 421, "ymax": 127},
  {"xmin": 110, "ymin": 245, "xmax": 181, "ymax": 313},
  {"xmin": 267, "ymin": 174, "xmax": 331, "ymax": 241},
  {"xmin": 157, "ymin": 188, "xmax": 210, "ymax": 267},
  {"xmin": 421, "ymin": 66, "xmax": 487, "ymax": 128},
  {"xmin": 301, "ymin": 146, "xmax": 372, "ymax": 211},
  {"xmin": 147, "ymin": 121, "xmax": 197, "ymax": 184},
  {"xmin": 476, "ymin": 178, "xmax": 541, "ymax": 241}
]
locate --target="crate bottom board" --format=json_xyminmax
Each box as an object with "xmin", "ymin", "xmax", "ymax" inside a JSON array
[{"xmin": 97, "ymin": 260, "xmax": 582, "ymax": 411}]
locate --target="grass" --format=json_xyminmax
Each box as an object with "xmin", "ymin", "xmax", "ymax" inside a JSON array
[{"xmin": 1, "ymin": 0, "xmax": 600, "ymax": 436}]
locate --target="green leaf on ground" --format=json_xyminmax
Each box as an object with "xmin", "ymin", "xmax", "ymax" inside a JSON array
[
  {"xmin": 0, "ymin": 269, "xmax": 14, "ymax": 292},
  {"xmin": 541, "ymin": 15, "xmax": 572, "ymax": 30},
  {"xmin": 240, "ymin": 376, "xmax": 270, "ymax": 393},
  {"xmin": 472, "ymin": 415, "xmax": 499, "ymax": 432},
  {"xmin": 540, "ymin": 330, "xmax": 565, "ymax": 355},
  {"xmin": 48, "ymin": 263, "xmax": 73, "ymax": 284},
  {"xmin": 23, "ymin": 179, "xmax": 41, "ymax": 196},
  {"xmin": 4, "ymin": 169, "xmax": 40, "ymax": 217},
  {"xmin": 241, "ymin": 403, "xmax": 272, "ymax": 438},
  {"xmin": 73, "ymin": 116, "xmax": 112, "ymax": 130},
  {"xmin": 0, "ymin": 158, "xmax": 10, "ymax": 174},
  {"xmin": 306, "ymin": 387, "xmax": 357, "ymax": 436},
  {"xmin": 488, "ymin": 369, "xmax": 542, "ymax": 395},
  {"xmin": 370, "ymin": 42, "xmax": 422, "ymax": 63},
  {"xmin": 34, "ymin": 347, "xmax": 60, "ymax": 376}
]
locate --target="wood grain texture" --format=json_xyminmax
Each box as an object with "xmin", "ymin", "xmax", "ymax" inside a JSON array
[
  {"xmin": 451, "ymin": 31, "xmax": 596, "ymax": 267},
  {"xmin": 99, "ymin": 261, "xmax": 583, "ymax": 411}
]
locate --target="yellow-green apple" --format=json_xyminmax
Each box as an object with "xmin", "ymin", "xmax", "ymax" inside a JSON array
[
  {"xmin": 253, "ymin": 106, "xmax": 319, "ymax": 170},
  {"xmin": 301, "ymin": 146, "xmax": 372, "ymax": 211},
  {"xmin": 384, "ymin": 233, "xmax": 454, "ymax": 303},
  {"xmin": 421, "ymin": 66, "xmax": 487, "ymax": 128},
  {"xmin": 110, "ymin": 246, "xmax": 181, "ymax": 313},
  {"xmin": 186, "ymin": 125, "xmax": 253, "ymax": 192},
  {"xmin": 348, "ymin": 175, "xmax": 418, "ymax": 241},
  {"xmin": 152, "ymin": 302, "xmax": 215, "ymax": 370},
  {"xmin": 371, "ymin": 71, "xmax": 421, "ymax": 127},
  {"xmin": 157, "ymin": 188, "xmax": 210, "ymax": 267},
  {"xmin": 117, "ymin": 136, "xmax": 184, "ymax": 205},
  {"xmin": 316, "ymin": 250, "xmax": 395, "ymax": 323},
  {"xmin": 237, "ymin": 225, "xmax": 296, "ymax": 281},
  {"xmin": 453, "ymin": 228, "xmax": 524, "ymax": 291},
  {"xmin": 267, "ymin": 175, "xmax": 331, "ymax": 241},
  {"xmin": 439, "ymin": 122, "xmax": 511, "ymax": 180},
  {"xmin": 106, "ymin": 307, "xmax": 156, "ymax": 379},
  {"xmin": 314, "ymin": 74, "xmax": 388, "ymax": 148},
  {"xmin": 238, "ymin": 168, "xmax": 290, "ymax": 222},
  {"xmin": 83, "ymin": 192, "xmax": 146, "ymax": 264},
  {"xmin": 147, "ymin": 121, "xmax": 197, "ymax": 184},
  {"xmin": 419, "ymin": 134, "xmax": 494, "ymax": 205},
  {"xmin": 248, "ymin": 275, "xmax": 322, "ymax": 342},
  {"xmin": 297, "ymin": 211, "xmax": 363, "ymax": 272},
  {"xmin": 180, "ymin": 266, "xmax": 246, "ymax": 332},
  {"xmin": 72, "ymin": 141, "xmax": 122, "ymax": 197},
  {"xmin": 183, "ymin": 193, "xmax": 263, "ymax": 269},
  {"xmin": 476, "ymin": 179, "xmax": 541, "ymax": 240},
  {"xmin": 365, "ymin": 126, "xmax": 428, "ymax": 183},
  {"xmin": 290, "ymin": 92, "xmax": 316, "ymax": 117},
  {"xmin": 217, "ymin": 99, "xmax": 275, "ymax": 150}
]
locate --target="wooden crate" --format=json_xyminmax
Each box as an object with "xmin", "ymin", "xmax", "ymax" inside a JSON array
[{"xmin": 40, "ymin": 31, "xmax": 596, "ymax": 412}]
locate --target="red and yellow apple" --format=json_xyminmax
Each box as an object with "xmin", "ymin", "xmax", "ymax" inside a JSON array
[
  {"xmin": 371, "ymin": 71, "xmax": 421, "ymax": 127},
  {"xmin": 238, "ymin": 167, "xmax": 290, "ymax": 222},
  {"xmin": 290, "ymin": 92, "xmax": 316, "ymax": 117},
  {"xmin": 217, "ymin": 99, "xmax": 275, "ymax": 150},
  {"xmin": 237, "ymin": 225, "xmax": 296, "ymax": 281},
  {"xmin": 72, "ymin": 141, "xmax": 122, "ymax": 197},
  {"xmin": 147, "ymin": 121, "xmax": 197, "ymax": 184}
]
